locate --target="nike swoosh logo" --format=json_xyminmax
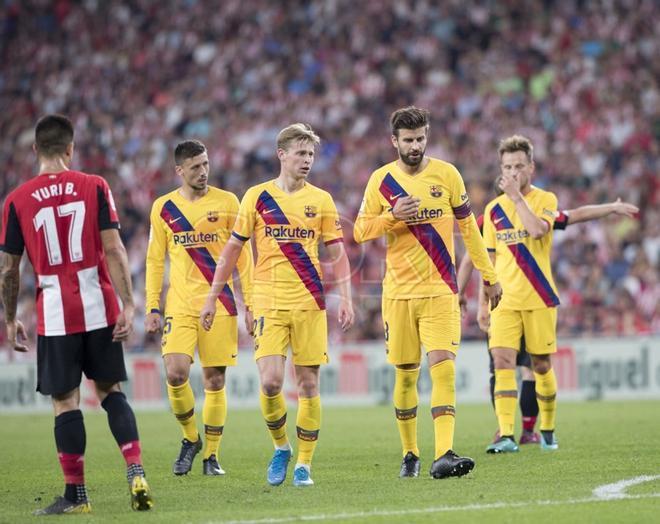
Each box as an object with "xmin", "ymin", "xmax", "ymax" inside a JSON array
[
  {"xmin": 493, "ymin": 217, "xmax": 505, "ymax": 225},
  {"xmin": 546, "ymin": 341, "xmax": 554, "ymax": 346},
  {"xmin": 262, "ymin": 208, "xmax": 275, "ymax": 214},
  {"xmin": 231, "ymin": 354, "xmax": 237, "ymax": 358},
  {"xmin": 451, "ymin": 341, "xmax": 459, "ymax": 346},
  {"xmin": 168, "ymin": 217, "xmax": 182, "ymax": 224},
  {"xmin": 389, "ymin": 193, "xmax": 403, "ymax": 201}
]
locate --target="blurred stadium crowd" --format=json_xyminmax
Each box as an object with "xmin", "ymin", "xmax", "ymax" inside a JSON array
[{"xmin": 0, "ymin": 0, "xmax": 657, "ymax": 355}]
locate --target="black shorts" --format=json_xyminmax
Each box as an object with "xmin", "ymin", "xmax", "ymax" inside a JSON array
[
  {"xmin": 37, "ymin": 325, "xmax": 128, "ymax": 396},
  {"xmin": 488, "ymin": 336, "xmax": 531, "ymax": 373}
]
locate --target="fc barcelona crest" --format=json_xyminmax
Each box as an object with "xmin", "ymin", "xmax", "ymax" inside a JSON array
[
  {"xmin": 207, "ymin": 211, "xmax": 219, "ymax": 222},
  {"xmin": 430, "ymin": 185, "xmax": 442, "ymax": 198},
  {"xmin": 304, "ymin": 205, "xmax": 317, "ymax": 218}
]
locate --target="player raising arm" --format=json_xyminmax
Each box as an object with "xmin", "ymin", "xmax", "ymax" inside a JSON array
[{"xmin": 201, "ymin": 123, "xmax": 353, "ymax": 487}]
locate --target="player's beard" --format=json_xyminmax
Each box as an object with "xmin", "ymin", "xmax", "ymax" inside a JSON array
[{"xmin": 399, "ymin": 147, "xmax": 425, "ymax": 167}]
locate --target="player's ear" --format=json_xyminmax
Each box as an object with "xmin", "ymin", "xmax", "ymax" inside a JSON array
[
  {"xmin": 390, "ymin": 134, "xmax": 398, "ymax": 149},
  {"xmin": 66, "ymin": 142, "xmax": 74, "ymax": 159}
]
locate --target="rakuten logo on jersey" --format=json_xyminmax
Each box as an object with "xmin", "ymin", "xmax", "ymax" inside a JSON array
[
  {"xmin": 496, "ymin": 230, "xmax": 530, "ymax": 243},
  {"xmin": 404, "ymin": 207, "xmax": 444, "ymax": 223},
  {"xmin": 265, "ymin": 225, "xmax": 316, "ymax": 240},
  {"xmin": 173, "ymin": 231, "xmax": 219, "ymax": 246}
]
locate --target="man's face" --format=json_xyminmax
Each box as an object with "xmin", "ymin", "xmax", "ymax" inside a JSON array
[
  {"xmin": 500, "ymin": 150, "xmax": 534, "ymax": 190},
  {"xmin": 392, "ymin": 127, "xmax": 428, "ymax": 167},
  {"xmin": 278, "ymin": 140, "xmax": 315, "ymax": 180},
  {"xmin": 176, "ymin": 152, "xmax": 209, "ymax": 191}
]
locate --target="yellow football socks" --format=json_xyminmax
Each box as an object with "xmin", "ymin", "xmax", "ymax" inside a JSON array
[
  {"xmin": 534, "ymin": 369, "xmax": 557, "ymax": 431},
  {"xmin": 260, "ymin": 390, "xmax": 289, "ymax": 447},
  {"xmin": 430, "ymin": 360, "xmax": 456, "ymax": 459},
  {"xmin": 494, "ymin": 369, "xmax": 517, "ymax": 437},
  {"xmin": 167, "ymin": 380, "xmax": 199, "ymax": 442},
  {"xmin": 202, "ymin": 388, "xmax": 226, "ymax": 459},
  {"xmin": 393, "ymin": 366, "xmax": 420, "ymax": 457},
  {"xmin": 296, "ymin": 395, "xmax": 321, "ymax": 465}
]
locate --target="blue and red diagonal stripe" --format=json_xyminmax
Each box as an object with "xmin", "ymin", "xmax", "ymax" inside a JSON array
[
  {"xmin": 255, "ymin": 191, "xmax": 325, "ymax": 309},
  {"xmin": 160, "ymin": 200, "xmax": 237, "ymax": 315},
  {"xmin": 490, "ymin": 204, "xmax": 559, "ymax": 307},
  {"xmin": 379, "ymin": 174, "xmax": 457, "ymax": 293}
]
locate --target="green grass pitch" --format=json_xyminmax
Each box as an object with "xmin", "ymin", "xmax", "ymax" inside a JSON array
[{"xmin": 1, "ymin": 400, "xmax": 658, "ymax": 523}]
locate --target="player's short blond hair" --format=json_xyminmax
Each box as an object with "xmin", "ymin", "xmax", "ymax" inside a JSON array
[
  {"xmin": 276, "ymin": 123, "xmax": 320, "ymax": 151},
  {"xmin": 498, "ymin": 135, "xmax": 534, "ymax": 163}
]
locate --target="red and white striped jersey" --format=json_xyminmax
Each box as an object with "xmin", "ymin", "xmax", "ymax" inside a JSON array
[{"xmin": 0, "ymin": 170, "xmax": 121, "ymax": 336}]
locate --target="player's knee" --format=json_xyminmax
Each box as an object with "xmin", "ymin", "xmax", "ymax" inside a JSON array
[
  {"xmin": 203, "ymin": 374, "xmax": 225, "ymax": 391},
  {"xmin": 297, "ymin": 380, "xmax": 318, "ymax": 398},
  {"xmin": 532, "ymin": 357, "xmax": 551, "ymax": 374},
  {"xmin": 166, "ymin": 368, "xmax": 189, "ymax": 387},
  {"xmin": 261, "ymin": 377, "xmax": 284, "ymax": 396}
]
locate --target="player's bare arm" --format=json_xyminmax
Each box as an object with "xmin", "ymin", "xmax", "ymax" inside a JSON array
[
  {"xmin": 326, "ymin": 241, "xmax": 354, "ymax": 331},
  {"xmin": 566, "ymin": 198, "xmax": 639, "ymax": 225},
  {"xmin": 483, "ymin": 252, "xmax": 502, "ymax": 310},
  {"xmin": 201, "ymin": 236, "xmax": 244, "ymax": 330},
  {"xmin": 456, "ymin": 255, "xmax": 475, "ymax": 318},
  {"xmin": 101, "ymin": 229, "xmax": 135, "ymax": 342},
  {"xmin": 498, "ymin": 172, "xmax": 549, "ymax": 239},
  {"xmin": 476, "ymin": 277, "xmax": 490, "ymax": 332},
  {"xmin": 0, "ymin": 251, "xmax": 28, "ymax": 351}
]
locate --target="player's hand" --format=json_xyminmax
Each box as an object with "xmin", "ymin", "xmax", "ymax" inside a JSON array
[
  {"xmin": 144, "ymin": 312, "xmax": 162, "ymax": 333},
  {"xmin": 477, "ymin": 305, "xmax": 490, "ymax": 332},
  {"xmin": 245, "ymin": 308, "xmax": 254, "ymax": 336},
  {"xmin": 113, "ymin": 304, "xmax": 134, "ymax": 342},
  {"xmin": 6, "ymin": 319, "xmax": 29, "ymax": 352},
  {"xmin": 200, "ymin": 298, "xmax": 217, "ymax": 331},
  {"xmin": 338, "ymin": 298, "xmax": 354, "ymax": 332},
  {"xmin": 483, "ymin": 282, "xmax": 502, "ymax": 310},
  {"xmin": 611, "ymin": 198, "xmax": 639, "ymax": 218},
  {"xmin": 458, "ymin": 294, "xmax": 468, "ymax": 319},
  {"xmin": 498, "ymin": 172, "xmax": 522, "ymax": 201},
  {"xmin": 392, "ymin": 196, "xmax": 421, "ymax": 221}
]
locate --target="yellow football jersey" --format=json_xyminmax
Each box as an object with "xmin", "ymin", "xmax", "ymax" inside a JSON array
[
  {"xmin": 145, "ymin": 186, "xmax": 253, "ymax": 316},
  {"xmin": 354, "ymin": 158, "xmax": 497, "ymax": 299},
  {"xmin": 483, "ymin": 186, "xmax": 559, "ymax": 310},
  {"xmin": 232, "ymin": 180, "xmax": 343, "ymax": 311}
]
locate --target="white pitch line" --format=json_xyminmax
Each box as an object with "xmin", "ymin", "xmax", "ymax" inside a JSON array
[
  {"xmin": 212, "ymin": 492, "xmax": 660, "ymax": 524},
  {"xmin": 593, "ymin": 475, "xmax": 660, "ymax": 500}
]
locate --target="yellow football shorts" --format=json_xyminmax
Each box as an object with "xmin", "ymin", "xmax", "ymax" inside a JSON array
[
  {"xmin": 382, "ymin": 295, "xmax": 461, "ymax": 365},
  {"xmin": 252, "ymin": 309, "xmax": 328, "ymax": 366},
  {"xmin": 488, "ymin": 307, "xmax": 557, "ymax": 355},
  {"xmin": 161, "ymin": 313, "xmax": 238, "ymax": 367}
]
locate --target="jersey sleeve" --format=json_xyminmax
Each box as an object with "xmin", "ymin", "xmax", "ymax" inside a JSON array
[
  {"xmin": 321, "ymin": 193, "xmax": 343, "ymax": 245},
  {"xmin": 449, "ymin": 169, "xmax": 497, "ymax": 285},
  {"xmin": 539, "ymin": 191, "xmax": 558, "ymax": 229},
  {"xmin": 482, "ymin": 203, "xmax": 496, "ymax": 252},
  {"xmin": 449, "ymin": 167, "xmax": 472, "ymax": 220},
  {"xmin": 97, "ymin": 178, "xmax": 120, "ymax": 230},
  {"xmin": 232, "ymin": 189, "xmax": 257, "ymax": 242},
  {"xmin": 144, "ymin": 200, "xmax": 167, "ymax": 314},
  {"xmin": 0, "ymin": 198, "xmax": 25, "ymax": 255},
  {"xmin": 353, "ymin": 172, "xmax": 398, "ymax": 243},
  {"xmin": 227, "ymin": 194, "xmax": 254, "ymax": 308}
]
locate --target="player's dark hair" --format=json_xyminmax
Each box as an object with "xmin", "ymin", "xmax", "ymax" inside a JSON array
[
  {"xmin": 34, "ymin": 114, "xmax": 74, "ymax": 157},
  {"xmin": 390, "ymin": 106, "xmax": 430, "ymax": 136},
  {"xmin": 174, "ymin": 140, "xmax": 206, "ymax": 165},
  {"xmin": 498, "ymin": 135, "xmax": 534, "ymax": 163}
]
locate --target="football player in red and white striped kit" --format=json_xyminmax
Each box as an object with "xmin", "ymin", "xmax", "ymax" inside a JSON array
[{"xmin": 0, "ymin": 114, "xmax": 153, "ymax": 515}]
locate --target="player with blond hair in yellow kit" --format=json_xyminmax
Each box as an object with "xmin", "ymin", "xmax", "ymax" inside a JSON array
[
  {"xmin": 200, "ymin": 123, "xmax": 354, "ymax": 487},
  {"xmin": 354, "ymin": 106, "xmax": 502, "ymax": 479},
  {"xmin": 145, "ymin": 140, "xmax": 254, "ymax": 476},
  {"xmin": 483, "ymin": 135, "xmax": 560, "ymax": 453}
]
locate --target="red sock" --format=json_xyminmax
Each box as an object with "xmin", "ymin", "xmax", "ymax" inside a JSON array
[
  {"xmin": 120, "ymin": 440, "xmax": 142, "ymax": 466},
  {"xmin": 58, "ymin": 452, "xmax": 85, "ymax": 484},
  {"xmin": 522, "ymin": 416, "xmax": 537, "ymax": 432}
]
